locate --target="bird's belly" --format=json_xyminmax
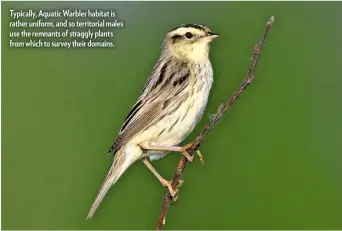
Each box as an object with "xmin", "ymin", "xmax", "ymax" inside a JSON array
[
  {"xmin": 143, "ymin": 96, "xmax": 208, "ymax": 161},
  {"xmin": 151, "ymin": 89, "xmax": 210, "ymax": 147}
]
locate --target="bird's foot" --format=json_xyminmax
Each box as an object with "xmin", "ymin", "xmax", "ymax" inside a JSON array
[
  {"xmin": 181, "ymin": 143, "xmax": 205, "ymax": 165},
  {"xmin": 161, "ymin": 179, "xmax": 184, "ymax": 202}
]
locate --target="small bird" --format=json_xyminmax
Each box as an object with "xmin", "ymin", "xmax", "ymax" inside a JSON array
[{"xmin": 87, "ymin": 24, "xmax": 219, "ymax": 219}]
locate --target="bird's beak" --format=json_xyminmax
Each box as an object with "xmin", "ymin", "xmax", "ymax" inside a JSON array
[{"xmin": 207, "ymin": 31, "xmax": 220, "ymax": 39}]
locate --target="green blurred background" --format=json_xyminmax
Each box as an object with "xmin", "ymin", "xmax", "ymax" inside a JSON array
[{"xmin": 2, "ymin": 1, "xmax": 342, "ymax": 230}]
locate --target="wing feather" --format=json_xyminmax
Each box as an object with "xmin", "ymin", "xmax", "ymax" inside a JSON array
[{"xmin": 108, "ymin": 58, "xmax": 190, "ymax": 154}]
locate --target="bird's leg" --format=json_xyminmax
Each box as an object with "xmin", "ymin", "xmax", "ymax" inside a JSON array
[
  {"xmin": 140, "ymin": 142, "xmax": 204, "ymax": 164},
  {"xmin": 142, "ymin": 158, "xmax": 184, "ymax": 199},
  {"xmin": 140, "ymin": 143, "xmax": 194, "ymax": 162}
]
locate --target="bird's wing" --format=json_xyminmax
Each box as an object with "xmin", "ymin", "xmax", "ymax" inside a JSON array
[{"xmin": 108, "ymin": 60, "xmax": 191, "ymax": 154}]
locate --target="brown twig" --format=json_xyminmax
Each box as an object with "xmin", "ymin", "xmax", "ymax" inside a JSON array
[{"xmin": 156, "ymin": 16, "xmax": 275, "ymax": 230}]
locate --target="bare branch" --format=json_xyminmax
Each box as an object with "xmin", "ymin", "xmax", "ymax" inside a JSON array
[{"xmin": 156, "ymin": 16, "xmax": 275, "ymax": 231}]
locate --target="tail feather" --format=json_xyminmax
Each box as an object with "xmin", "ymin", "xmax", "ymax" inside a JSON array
[{"xmin": 86, "ymin": 150, "xmax": 132, "ymax": 219}]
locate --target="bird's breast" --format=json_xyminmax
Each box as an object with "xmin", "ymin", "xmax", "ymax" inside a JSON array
[{"xmin": 150, "ymin": 62, "xmax": 213, "ymax": 146}]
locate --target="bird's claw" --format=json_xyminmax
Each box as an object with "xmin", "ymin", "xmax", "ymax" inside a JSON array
[
  {"xmin": 168, "ymin": 186, "xmax": 179, "ymax": 198},
  {"xmin": 197, "ymin": 149, "xmax": 205, "ymax": 165},
  {"xmin": 182, "ymin": 143, "xmax": 205, "ymax": 165},
  {"xmin": 177, "ymin": 179, "xmax": 184, "ymax": 187},
  {"xmin": 162, "ymin": 179, "xmax": 184, "ymax": 202},
  {"xmin": 183, "ymin": 152, "xmax": 195, "ymax": 163},
  {"xmin": 171, "ymin": 180, "xmax": 184, "ymax": 203},
  {"xmin": 171, "ymin": 192, "xmax": 179, "ymax": 204}
]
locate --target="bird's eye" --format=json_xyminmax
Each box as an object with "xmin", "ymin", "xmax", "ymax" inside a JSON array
[{"xmin": 184, "ymin": 32, "xmax": 193, "ymax": 39}]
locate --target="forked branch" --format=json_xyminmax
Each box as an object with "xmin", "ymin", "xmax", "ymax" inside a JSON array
[{"xmin": 156, "ymin": 16, "xmax": 275, "ymax": 230}]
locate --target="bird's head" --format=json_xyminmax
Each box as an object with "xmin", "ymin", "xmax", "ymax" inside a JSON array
[{"xmin": 163, "ymin": 24, "xmax": 220, "ymax": 62}]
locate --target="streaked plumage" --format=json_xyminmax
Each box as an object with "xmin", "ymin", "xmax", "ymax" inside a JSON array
[{"xmin": 87, "ymin": 24, "xmax": 219, "ymax": 219}]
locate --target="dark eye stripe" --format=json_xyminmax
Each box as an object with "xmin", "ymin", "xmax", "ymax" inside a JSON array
[
  {"xmin": 171, "ymin": 34, "xmax": 182, "ymax": 44},
  {"xmin": 171, "ymin": 34, "xmax": 182, "ymax": 39}
]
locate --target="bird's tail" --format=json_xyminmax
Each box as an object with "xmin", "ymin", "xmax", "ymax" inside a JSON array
[{"xmin": 86, "ymin": 149, "xmax": 134, "ymax": 219}]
